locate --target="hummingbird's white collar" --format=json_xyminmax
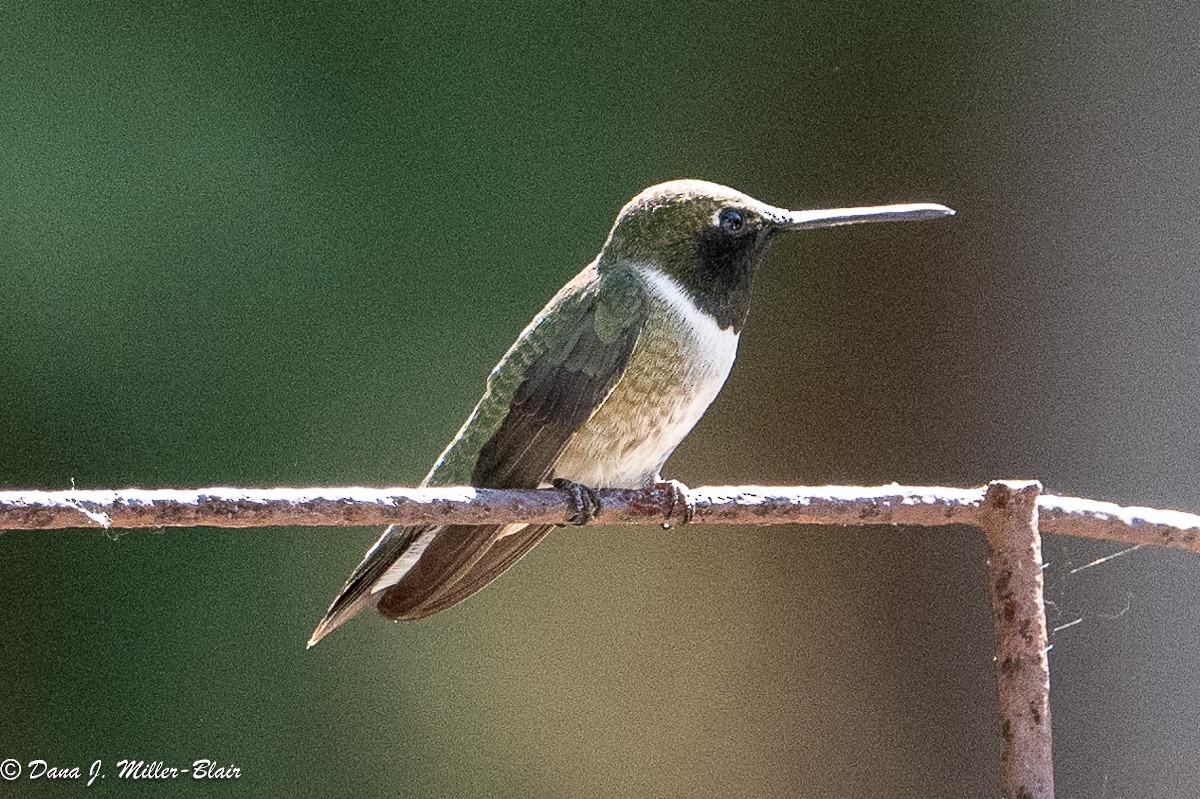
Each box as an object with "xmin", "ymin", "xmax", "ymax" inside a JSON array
[{"xmin": 636, "ymin": 264, "xmax": 740, "ymax": 343}]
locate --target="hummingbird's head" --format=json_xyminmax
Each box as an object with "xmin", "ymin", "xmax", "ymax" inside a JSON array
[{"xmin": 599, "ymin": 179, "xmax": 953, "ymax": 332}]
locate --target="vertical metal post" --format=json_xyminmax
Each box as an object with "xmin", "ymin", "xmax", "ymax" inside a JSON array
[{"xmin": 982, "ymin": 480, "xmax": 1054, "ymax": 799}]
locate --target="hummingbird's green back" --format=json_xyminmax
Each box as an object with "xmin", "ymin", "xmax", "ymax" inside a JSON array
[{"xmin": 424, "ymin": 260, "xmax": 648, "ymax": 489}]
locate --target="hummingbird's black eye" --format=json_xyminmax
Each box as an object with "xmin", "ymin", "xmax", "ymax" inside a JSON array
[{"xmin": 718, "ymin": 207, "xmax": 747, "ymax": 235}]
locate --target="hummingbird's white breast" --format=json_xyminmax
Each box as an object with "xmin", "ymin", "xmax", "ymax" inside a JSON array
[{"xmin": 550, "ymin": 264, "xmax": 740, "ymax": 489}]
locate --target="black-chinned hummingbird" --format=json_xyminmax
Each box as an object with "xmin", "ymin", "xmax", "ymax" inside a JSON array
[{"xmin": 308, "ymin": 179, "xmax": 953, "ymax": 646}]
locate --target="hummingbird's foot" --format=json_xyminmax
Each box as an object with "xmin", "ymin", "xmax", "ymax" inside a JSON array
[
  {"xmin": 552, "ymin": 478, "xmax": 603, "ymax": 526},
  {"xmin": 657, "ymin": 479, "xmax": 695, "ymax": 527}
]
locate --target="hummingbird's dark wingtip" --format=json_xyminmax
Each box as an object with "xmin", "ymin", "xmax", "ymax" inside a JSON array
[{"xmin": 307, "ymin": 603, "xmax": 357, "ymax": 648}]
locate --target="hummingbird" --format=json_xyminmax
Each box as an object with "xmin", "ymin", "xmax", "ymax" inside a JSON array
[{"xmin": 308, "ymin": 179, "xmax": 952, "ymax": 647}]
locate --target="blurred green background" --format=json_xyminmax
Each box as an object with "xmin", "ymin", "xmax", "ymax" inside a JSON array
[{"xmin": 3, "ymin": 1, "xmax": 1199, "ymax": 796}]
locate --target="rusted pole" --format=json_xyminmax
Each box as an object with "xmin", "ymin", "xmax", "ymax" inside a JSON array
[
  {"xmin": 0, "ymin": 484, "xmax": 987, "ymax": 531},
  {"xmin": 981, "ymin": 480, "xmax": 1054, "ymax": 799},
  {"xmin": 2, "ymin": 485, "xmax": 1200, "ymax": 558}
]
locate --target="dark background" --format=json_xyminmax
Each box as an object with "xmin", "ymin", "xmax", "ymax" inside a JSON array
[{"xmin": 3, "ymin": 2, "xmax": 1199, "ymax": 796}]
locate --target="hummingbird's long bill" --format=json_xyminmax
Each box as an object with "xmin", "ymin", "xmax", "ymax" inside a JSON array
[{"xmin": 782, "ymin": 203, "xmax": 955, "ymax": 230}]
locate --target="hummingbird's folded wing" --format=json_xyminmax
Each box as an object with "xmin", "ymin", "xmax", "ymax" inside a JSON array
[
  {"xmin": 376, "ymin": 265, "xmax": 648, "ymax": 619},
  {"xmin": 309, "ymin": 265, "xmax": 648, "ymax": 643}
]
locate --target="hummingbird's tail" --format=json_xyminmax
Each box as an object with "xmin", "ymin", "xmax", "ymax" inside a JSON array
[
  {"xmin": 308, "ymin": 522, "xmax": 557, "ymax": 646},
  {"xmin": 393, "ymin": 524, "xmax": 555, "ymax": 618}
]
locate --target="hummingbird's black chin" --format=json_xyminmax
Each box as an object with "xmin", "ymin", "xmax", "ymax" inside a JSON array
[{"xmin": 688, "ymin": 223, "xmax": 773, "ymax": 332}]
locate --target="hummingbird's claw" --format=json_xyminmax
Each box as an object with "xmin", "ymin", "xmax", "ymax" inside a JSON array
[
  {"xmin": 553, "ymin": 478, "xmax": 603, "ymax": 525},
  {"xmin": 657, "ymin": 479, "xmax": 695, "ymax": 527}
]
